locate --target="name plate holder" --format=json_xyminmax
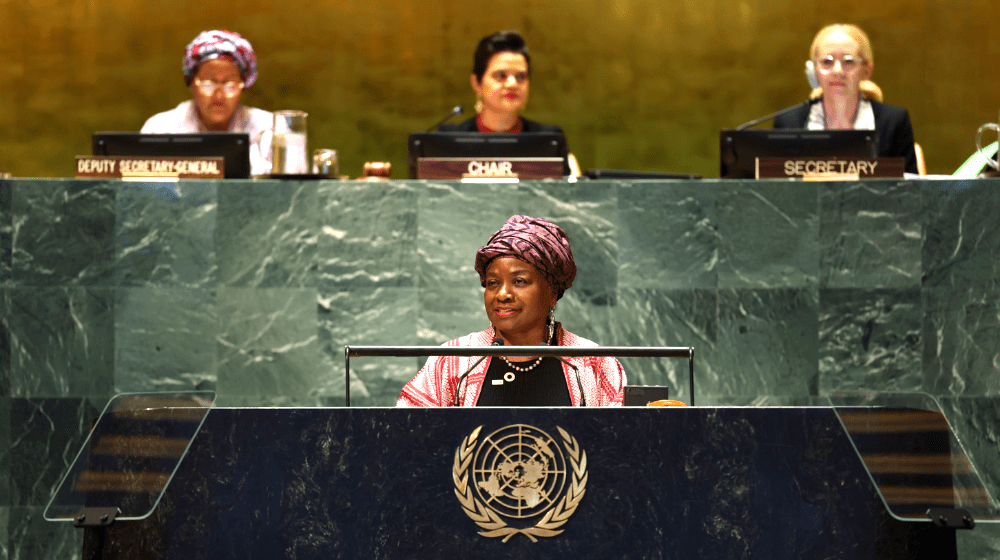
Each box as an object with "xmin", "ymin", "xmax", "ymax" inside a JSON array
[
  {"xmin": 756, "ymin": 157, "xmax": 905, "ymax": 181},
  {"xmin": 416, "ymin": 157, "xmax": 564, "ymax": 182},
  {"xmin": 76, "ymin": 156, "xmax": 225, "ymax": 181}
]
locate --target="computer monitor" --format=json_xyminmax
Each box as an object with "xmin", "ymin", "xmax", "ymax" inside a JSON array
[
  {"xmin": 92, "ymin": 132, "xmax": 252, "ymax": 179},
  {"xmin": 407, "ymin": 131, "xmax": 568, "ymax": 179},
  {"xmin": 719, "ymin": 129, "xmax": 878, "ymax": 179},
  {"xmin": 623, "ymin": 385, "xmax": 671, "ymax": 406}
]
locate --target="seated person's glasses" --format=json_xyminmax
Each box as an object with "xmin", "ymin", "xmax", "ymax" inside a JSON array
[
  {"xmin": 816, "ymin": 55, "xmax": 863, "ymax": 72},
  {"xmin": 193, "ymin": 78, "xmax": 245, "ymax": 97}
]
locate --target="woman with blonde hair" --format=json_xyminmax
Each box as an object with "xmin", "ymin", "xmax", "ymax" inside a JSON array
[{"xmin": 775, "ymin": 24, "xmax": 918, "ymax": 174}]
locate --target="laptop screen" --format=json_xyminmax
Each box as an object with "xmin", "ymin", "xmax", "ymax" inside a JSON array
[
  {"xmin": 407, "ymin": 131, "xmax": 567, "ymax": 179},
  {"xmin": 92, "ymin": 132, "xmax": 252, "ymax": 179},
  {"xmin": 719, "ymin": 129, "xmax": 878, "ymax": 179},
  {"xmin": 623, "ymin": 385, "xmax": 671, "ymax": 406}
]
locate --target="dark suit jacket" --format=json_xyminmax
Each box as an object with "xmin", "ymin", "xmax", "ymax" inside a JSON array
[
  {"xmin": 439, "ymin": 117, "xmax": 571, "ymax": 176},
  {"xmin": 773, "ymin": 99, "xmax": 918, "ymax": 174}
]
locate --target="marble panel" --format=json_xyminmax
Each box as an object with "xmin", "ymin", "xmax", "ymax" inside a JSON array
[
  {"xmin": 1, "ymin": 290, "xmax": 9, "ymax": 397},
  {"xmin": 415, "ymin": 181, "xmax": 516, "ymax": 344},
  {"xmin": 819, "ymin": 181, "xmax": 921, "ymax": 289},
  {"xmin": 216, "ymin": 395, "xmax": 332, "ymax": 408},
  {"xmin": 317, "ymin": 180, "xmax": 418, "ymax": 289},
  {"xmin": 215, "ymin": 288, "xmax": 321, "ymax": 405},
  {"xmin": 7, "ymin": 506, "xmax": 81, "ymax": 560},
  {"xmin": 114, "ymin": 287, "xmax": 217, "ymax": 393},
  {"xmin": 618, "ymin": 181, "xmax": 719, "ymax": 290},
  {"xmin": 8, "ymin": 288, "xmax": 114, "ymax": 398},
  {"xmin": 0, "ymin": 179, "xmax": 11, "ymax": 285},
  {"xmin": 818, "ymin": 288, "xmax": 922, "ymax": 393},
  {"xmin": 708, "ymin": 395, "xmax": 832, "ymax": 406},
  {"xmin": 716, "ymin": 180, "xmax": 819, "ymax": 289},
  {"xmin": 711, "ymin": 288, "xmax": 819, "ymax": 398},
  {"xmin": 217, "ymin": 180, "xmax": 319, "ymax": 288},
  {"xmin": 9, "ymin": 398, "xmax": 101, "ymax": 507},
  {"xmin": 0, "ymin": 398, "xmax": 9, "ymax": 505},
  {"xmin": 923, "ymin": 180, "xmax": 1000, "ymax": 290},
  {"xmin": 570, "ymin": 288, "xmax": 717, "ymax": 404},
  {"xmin": 922, "ymin": 287, "xmax": 1000, "ymax": 396},
  {"xmin": 11, "ymin": 180, "xmax": 115, "ymax": 287},
  {"xmin": 519, "ymin": 182, "xmax": 619, "ymax": 304},
  {"xmin": 115, "ymin": 181, "xmax": 217, "ymax": 289},
  {"xmin": 938, "ymin": 396, "xmax": 1000, "ymax": 499},
  {"xmin": 956, "ymin": 528, "xmax": 1000, "ymax": 560},
  {"xmin": 318, "ymin": 287, "xmax": 419, "ymax": 407},
  {"xmin": 0, "ymin": 506, "xmax": 8, "ymax": 559},
  {"xmin": 941, "ymin": 396, "xmax": 1000, "ymax": 559}
]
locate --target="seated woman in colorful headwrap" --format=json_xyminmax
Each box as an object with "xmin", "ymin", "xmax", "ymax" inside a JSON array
[
  {"xmin": 141, "ymin": 30, "xmax": 273, "ymax": 175},
  {"xmin": 439, "ymin": 30, "xmax": 577, "ymax": 177},
  {"xmin": 397, "ymin": 215, "xmax": 626, "ymax": 407}
]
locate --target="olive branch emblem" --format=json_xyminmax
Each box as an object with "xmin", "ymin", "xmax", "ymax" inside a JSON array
[{"xmin": 452, "ymin": 425, "xmax": 588, "ymax": 542}]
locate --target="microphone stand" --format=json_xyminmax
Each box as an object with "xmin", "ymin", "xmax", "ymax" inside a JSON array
[
  {"xmin": 735, "ymin": 98, "xmax": 821, "ymax": 131},
  {"xmin": 453, "ymin": 338, "xmax": 504, "ymax": 406},
  {"xmin": 538, "ymin": 343, "xmax": 587, "ymax": 407},
  {"xmin": 345, "ymin": 345, "xmax": 695, "ymax": 407},
  {"xmin": 426, "ymin": 105, "xmax": 465, "ymax": 132}
]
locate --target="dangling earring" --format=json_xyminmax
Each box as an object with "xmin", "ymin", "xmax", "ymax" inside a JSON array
[
  {"xmin": 475, "ymin": 96, "xmax": 483, "ymax": 114},
  {"xmin": 546, "ymin": 305, "xmax": 556, "ymax": 344}
]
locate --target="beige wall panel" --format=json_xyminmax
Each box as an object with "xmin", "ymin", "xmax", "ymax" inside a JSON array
[{"xmin": 0, "ymin": 0, "xmax": 997, "ymax": 178}]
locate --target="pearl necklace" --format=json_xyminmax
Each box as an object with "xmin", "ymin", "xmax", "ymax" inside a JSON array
[
  {"xmin": 499, "ymin": 356, "xmax": 542, "ymax": 383},
  {"xmin": 501, "ymin": 355, "xmax": 542, "ymax": 373}
]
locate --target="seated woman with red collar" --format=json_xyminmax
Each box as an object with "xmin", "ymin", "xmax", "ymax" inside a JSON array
[{"xmin": 439, "ymin": 31, "xmax": 574, "ymax": 177}]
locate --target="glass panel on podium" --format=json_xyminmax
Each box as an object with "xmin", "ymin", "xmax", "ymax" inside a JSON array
[
  {"xmin": 828, "ymin": 391, "xmax": 999, "ymax": 525},
  {"xmin": 43, "ymin": 391, "xmax": 216, "ymax": 523}
]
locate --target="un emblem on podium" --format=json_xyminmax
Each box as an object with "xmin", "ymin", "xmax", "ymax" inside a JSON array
[{"xmin": 452, "ymin": 424, "xmax": 587, "ymax": 542}]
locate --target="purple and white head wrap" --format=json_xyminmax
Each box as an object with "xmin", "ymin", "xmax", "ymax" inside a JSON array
[
  {"xmin": 183, "ymin": 30, "xmax": 258, "ymax": 88},
  {"xmin": 475, "ymin": 215, "xmax": 577, "ymax": 299}
]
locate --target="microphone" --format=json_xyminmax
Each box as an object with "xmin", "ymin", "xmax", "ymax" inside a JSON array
[
  {"xmin": 735, "ymin": 97, "xmax": 821, "ymax": 131},
  {"xmin": 538, "ymin": 343, "xmax": 587, "ymax": 407},
  {"xmin": 426, "ymin": 105, "xmax": 464, "ymax": 132},
  {"xmin": 453, "ymin": 337, "xmax": 503, "ymax": 406}
]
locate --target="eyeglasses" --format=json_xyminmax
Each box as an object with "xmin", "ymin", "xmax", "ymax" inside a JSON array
[
  {"xmin": 192, "ymin": 78, "xmax": 245, "ymax": 97},
  {"xmin": 815, "ymin": 55, "xmax": 864, "ymax": 72}
]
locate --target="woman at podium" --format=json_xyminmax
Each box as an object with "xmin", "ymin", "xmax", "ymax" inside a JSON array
[
  {"xmin": 141, "ymin": 30, "xmax": 273, "ymax": 175},
  {"xmin": 397, "ymin": 215, "xmax": 626, "ymax": 407},
  {"xmin": 440, "ymin": 30, "xmax": 574, "ymax": 176},
  {"xmin": 774, "ymin": 24, "xmax": 918, "ymax": 174}
]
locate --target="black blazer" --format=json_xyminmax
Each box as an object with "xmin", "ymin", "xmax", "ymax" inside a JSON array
[
  {"xmin": 773, "ymin": 99, "xmax": 918, "ymax": 174},
  {"xmin": 439, "ymin": 117, "xmax": 571, "ymax": 176}
]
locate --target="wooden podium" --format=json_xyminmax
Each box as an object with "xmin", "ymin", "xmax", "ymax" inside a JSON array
[{"xmin": 69, "ymin": 407, "xmax": 966, "ymax": 559}]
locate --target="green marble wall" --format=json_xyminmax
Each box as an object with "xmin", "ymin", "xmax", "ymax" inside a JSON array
[
  {"xmin": 1, "ymin": 177, "xmax": 1000, "ymax": 557},
  {"xmin": 0, "ymin": 0, "xmax": 998, "ymax": 179}
]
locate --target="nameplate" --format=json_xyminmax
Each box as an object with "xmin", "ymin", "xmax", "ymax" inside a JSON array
[
  {"xmin": 76, "ymin": 156, "xmax": 224, "ymax": 181},
  {"xmin": 755, "ymin": 157, "xmax": 905, "ymax": 180},
  {"xmin": 417, "ymin": 157, "xmax": 564, "ymax": 181}
]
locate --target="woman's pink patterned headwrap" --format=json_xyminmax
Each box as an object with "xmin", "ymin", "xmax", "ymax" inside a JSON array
[
  {"xmin": 183, "ymin": 30, "xmax": 258, "ymax": 88},
  {"xmin": 475, "ymin": 215, "xmax": 577, "ymax": 298}
]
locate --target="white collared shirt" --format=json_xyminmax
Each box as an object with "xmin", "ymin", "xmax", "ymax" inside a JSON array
[
  {"xmin": 141, "ymin": 100, "xmax": 274, "ymax": 176},
  {"xmin": 807, "ymin": 98, "xmax": 875, "ymax": 131}
]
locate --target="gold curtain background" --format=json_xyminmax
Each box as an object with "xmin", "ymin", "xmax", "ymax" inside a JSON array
[{"xmin": 1, "ymin": 0, "xmax": 997, "ymax": 179}]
